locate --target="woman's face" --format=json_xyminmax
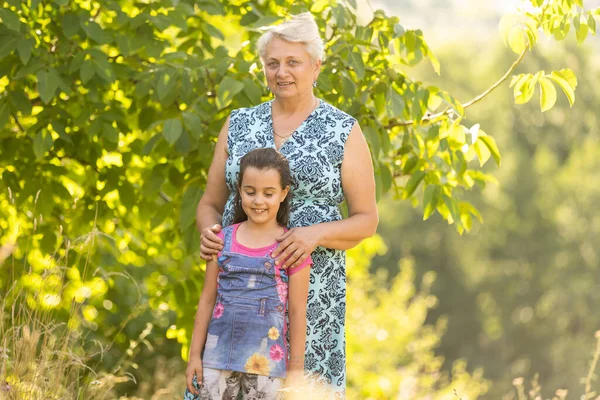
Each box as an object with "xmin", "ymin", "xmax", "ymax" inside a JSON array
[
  {"xmin": 239, "ymin": 167, "xmax": 289, "ymax": 226},
  {"xmin": 263, "ymin": 37, "xmax": 321, "ymax": 100}
]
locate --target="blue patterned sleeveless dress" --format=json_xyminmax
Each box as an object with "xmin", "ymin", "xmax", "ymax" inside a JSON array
[{"xmin": 222, "ymin": 99, "xmax": 355, "ymax": 397}]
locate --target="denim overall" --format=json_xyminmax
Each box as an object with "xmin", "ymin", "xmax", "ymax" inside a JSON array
[{"xmin": 201, "ymin": 225, "xmax": 288, "ymax": 379}]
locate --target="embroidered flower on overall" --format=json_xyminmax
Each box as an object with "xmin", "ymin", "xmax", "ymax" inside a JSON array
[
  {"xmin": 269, "ymin": 344, "xmax": 284, "ymax": 362},
  {"xmin": 244, "ymin": 353, "xmax": 271, "ymax": 375},
  {"xmin": 268, "ymin": 327, "xmax": 280, "ymax": 340},
  {"xmin": 213, "ymin": 302, "xmax": 224, "ymax": 319}
]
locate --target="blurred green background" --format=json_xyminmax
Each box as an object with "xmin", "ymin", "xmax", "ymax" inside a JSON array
[{"xmin": 1, "ymin": 0, "xmax": 599, "ymax": 399}]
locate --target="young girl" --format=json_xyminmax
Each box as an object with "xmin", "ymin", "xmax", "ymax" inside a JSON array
[{"xmin": 184, "ymin": 148, "xmax": 311, "ymax": 399}]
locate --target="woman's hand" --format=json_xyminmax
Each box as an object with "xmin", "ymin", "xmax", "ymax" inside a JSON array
[
  {"xmin": 200, "ymin": 224, "xmax": 223, "ymax": 261},
  {"xmin": 272, "ymin": 226, "xmax": 320, "ymax": 269},
  {"xmin": 185, "ymin": 358, "xmax": 203, "ymax": 395}
]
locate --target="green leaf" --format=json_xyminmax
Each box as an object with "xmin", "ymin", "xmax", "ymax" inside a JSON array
[
  {"xmin": 243, "ymin": 79, "xmax": 263, "ymax": 105},
  {"xmin": 16, "ymin": 38, "xmax": 33, "ymax": 65},
  {"xmin": 182, "ymin": 112, "xmax": 202, "ymax": 140},
  {"xmin": 443, "ymin": 195, "xmax": 462, "ymax": 228},
  {"xmin": 69, "ymin": 52, "xmax": 85, "ymax": 74},
  {"xmin": 205, "ymin": 23, "xmax": 225, "ymax": 40},
  {"xmin": 348, "ymin": 51, "xmax": 365, "ymax": 79},
  {"xmin": 0, "ymin": 8, "xmax": 21, "ymax": 32},
  {"xmin": 216, "ymin": 77, "xmax": 244, "ymax": 110},
  {"xmin": 473, "ymin": 139, "xmax": 491, "ymax": 167},
  {"xmin": 138, "ymin": 107, "xmax": 156, "ymax": 131},
  {"xmin": 428, "ymin": 50, "xmax": 441, "ymax": 75},
  {"xmin": 588, "ymin": 14, "xmax": 596, "ymax": 35},
  {"xmin": 478, "ymin": 135, "xmax": 501, "ymax": 166},
  {"xmin": 51, "ymin": 181, "xmax": 71, "ymax": 201},
  {"xmin": 175, "ymin": 130, "xmax": 192, "ymax": 154},
  {"xmin": 37, "ymin": 69, "xmax": 60, "ymax": 104},
  {"xmin": 33, "ymin": 130, "xmax": 53, "ymax": 160},
  {"xmin": 151, "ymin": 14, "xmax": 172, "ymax": 31},
  {"xmin": 574, "ymin": 14, "xmax": 589, "ymax": 43},
  {"xmin": 438, "ymin": 91, "xmax": 464, "ymax": 117},
  {"xmin": 118, "ymin": 182, "xmax": 136, "ymax": 208},
  {"xmin": 53, "ymin": 0, "xmax": 69, "ymax": 5},
  {"xmin": 93, "ymin": 57, "xmax": 115, "ymax": 82},
  {"xmin": 10, "ymin": 90, "xmax": 32, "ymax": 116},
  {"xmin": 423, "ymin": 184, "xmax": 441, "ymax": 220},
  {"xmin": 387, "ymin": 88, "xmax": 405, "ymax": 118},
  {"xmin": 81, "ymin": 21, "xmax": 112, "ymax": 44},
  {"xmin": 157, "ymin": 70, "xmax": 177, "ymax": 102},
  {"xmin": 460, "ymin": 209, "xmax": 472, "ymax": 232},
  {"xmin": 549, "ymin": 69, "xmax": 577, "ymax": 107},
  {"xmin": 0, "ymin": 101, "xmax": 10, "ymax": 128},
  {"xmin": 363, "ymin": 125, "xmax": 381, "ymax": 157},
  {"xmin": 539, "ymin": 77, "xmax": 557, "ymax": 112},
  {"xmin": 403, "ymin": 170, "xmax": 426, "ymax": 199},
  {"xmin": 507, "ymin": 26, "xmax": 527, "ymax": 54},
  {"xmin": 61, "ymin": 12, "xmax": 81, "ymax": 37},
  {"xmin": 378, "ymin": 162, "xmax": 393, "ymax": 196},
  {"xmin": 142, "ymin": 133, "xmax": 162, "ymax": 156},
  {"xmin": 514, "ymin": 74, "xmax": 537, "ymax": 105},
  {"xmin": 80, "ymin": 60, "xmax": 95, "ymax": 83},
  {"xmin": 402, "ymin": 156, "xmax": 419, "ymax": 175},
  {"xmin": 180, "ymin": 184, "xmax": 203, "ymax": 230},
  {"xmin": 103, "ymin": 123, "xmax": 119, "ymax": 143},
  {"xmin": 393, "ymin": 23, "xmax": 406, "ymax": 38},
  {"xmin": 163, "ymin": 118, "xmax": 182, "ymax": 145},
  {"xmin": 0, "ymin": 36, "xmax": 16, "ymax": 58}
]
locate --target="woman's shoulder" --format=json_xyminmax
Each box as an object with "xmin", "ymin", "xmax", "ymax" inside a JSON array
[
  {"xmin": 318, "ymin": 100, "xmax": 357, "ymax": 122},
  {"xmin": 230, "ymin": 100, "xmax": 272, "ymax": 119}
]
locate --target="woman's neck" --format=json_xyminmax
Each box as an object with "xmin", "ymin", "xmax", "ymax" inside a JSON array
[{"xmin": 273, "ymin": 92, "xmax": 316, "ymax": 116}]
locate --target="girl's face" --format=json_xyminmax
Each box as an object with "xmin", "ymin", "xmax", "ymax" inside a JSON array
[
  {"xmin": 263, "ymin": 37, "xmax": 321, "ymax": 99},
  {"xmin": 239, "ymin": 167, "xmax": 289, "ymax": 225}
]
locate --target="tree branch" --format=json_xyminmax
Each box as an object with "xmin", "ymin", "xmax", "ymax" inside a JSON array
[
  {"xmin": 11, "ymin": 114, "xmax": 25, "ymax": 133},
  {"xmin": 386, "ymin": 47, "xmax": 529, "ymax": 128}
]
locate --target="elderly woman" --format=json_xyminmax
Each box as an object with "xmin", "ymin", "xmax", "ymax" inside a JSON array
[{"xmin": 196, "ymin": 12, "xmax": 378, "ymax": 397}]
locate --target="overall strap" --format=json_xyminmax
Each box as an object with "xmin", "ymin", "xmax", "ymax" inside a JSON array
[{"xmin": 221, "ymin": 224, "xmax": 235, "ymax": 253}]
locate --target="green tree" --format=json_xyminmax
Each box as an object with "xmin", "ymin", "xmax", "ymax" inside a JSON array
[
  {"xmin": 375, "ymin": 39, "xmax": 600, "ymax": 398},
  {"xmin": 346, "ymin": 237, "xmax": 488, "ymax": 399},
  {"xmin": 0, "ymin": 0, "xmax": 597, "ymax": 396}
]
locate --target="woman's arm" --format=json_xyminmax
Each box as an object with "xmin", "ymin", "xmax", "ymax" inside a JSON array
[
  {"xmin": 188, "ymin": 261, "xmax": 219, "ymax": 361},
  {"xmin": 273, "ymin": 122, "xmax": 379, "ymax": 268},
  {"xmin": 197, "ymin": 116, "xmax": 230, "ymax": 260},
  {"xmin": 287, "ymin": 266, "xmax": 310, "ymax": 375}
]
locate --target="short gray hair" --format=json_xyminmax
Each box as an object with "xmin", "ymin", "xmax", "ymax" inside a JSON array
[{"xmin": 256, "ymin": 13, "xmax": 325, "ymax": 63}]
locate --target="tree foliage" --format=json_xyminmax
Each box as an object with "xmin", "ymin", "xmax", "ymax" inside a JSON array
[
  {"xmin": 0, "ymin": 0, "xmax": 598, "ymax": 395},
  {"xmin": 375, "ymin": 37, "xmax": 600, "ymax": 398}
]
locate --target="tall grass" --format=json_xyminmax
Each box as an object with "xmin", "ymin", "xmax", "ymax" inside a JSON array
[
  {"xmin": 0, "ymin": 191, "xmax": 130, "ymax": 399},
  {"xmin": 503, "ymin": 331, "xmax": 600, "ymax": 400}
]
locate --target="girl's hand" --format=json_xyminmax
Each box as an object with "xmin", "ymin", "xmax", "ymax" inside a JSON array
[
  {"xmin": 200, "ymin": 224, "xmax": 223, "ymax": 261},
  {"xmin": 185, "ymin": 358, "xmax": 203, "ymax": 395},
  {"xmin": 272, "ymin": 226, "xmax": 320, "ymax": 270}
]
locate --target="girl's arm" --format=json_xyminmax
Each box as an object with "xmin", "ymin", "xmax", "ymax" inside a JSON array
[
  {"xmin": 287, "ymin": 266, "xmax": 311, "ymax": 377},
  {"xmin": 189, "ymin": 261, "xmax": 219, "ymax": 358},
  {"xmin": 197, "ymin": 116, "xmax": 231, "ymax": 260},
  {"xmin": 273, "ymin": 122, "xmax": 378, "ymax": 268}
]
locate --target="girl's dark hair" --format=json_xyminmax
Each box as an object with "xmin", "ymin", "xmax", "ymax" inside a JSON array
[{"xmin": 232, "ymin": 148, "xmax": 292, "ymax": 227}]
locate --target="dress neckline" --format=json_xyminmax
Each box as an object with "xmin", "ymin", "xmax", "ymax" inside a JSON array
[{"xmin": 268, "ymin": 98, "xmax": 322, "ymax": 152}]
